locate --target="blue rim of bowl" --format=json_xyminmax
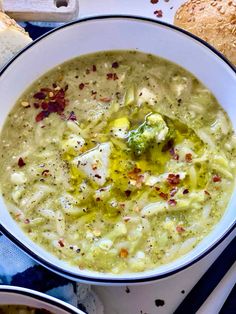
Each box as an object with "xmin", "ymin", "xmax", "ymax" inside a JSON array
[
  {"xmin": 0, "ymin": 286, "xmax": 80, "ymax": 313},
  {"xmin": 0, "ymin": 15, "xmax": 235, "ymax": 284}
]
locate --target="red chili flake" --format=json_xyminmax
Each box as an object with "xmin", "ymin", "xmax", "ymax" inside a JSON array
[
  {"xmin": 204, "ymin": 190, "xmax": 211, "ymax": 196},
  {"xmin": 33, "ymin": 92, "xmax": 46, "ymax": 100},
  {"xmin": 170, "ymin": 187, "xmax": 178, "ymax": 197},
  {"xmin": 113, "ymin": 73, "xmax": 119, "ymax": 80},
  {"xmin": 127, "ymin": 168, "xmax": 144, "ymax": 188},
  {"xmin": 169, "ymin": 147, "xmax": 179, "ymax": 160},
  {"xmin": 107, "ymin": 73, "xmax": 113, "ymax": 80},
  {"xmin": 56, "ymin": 101, "xmax": 64, "ymax": 112},
  {"xmin": 183, "ymin": 189, "xmax": 189, "ymax": 195},
  {"xmin": 92, "ymin": 65, "xmax": 97, "ymax": 72},
  {"xmin": 168, "ymin": 199, "xmax": 177, "ymax": 206},
  {"xmin": 119, "ymin": 248, "xmax": 128, "ymax": 258},
  {"xmin": 41, "ymin": 102, "xmax": 48, "ymax": 110},
  {"xmin": 134, "ymin": 168, "xmax": 142, "ymax": 174},
  {"xmin": 167, "ymin": 174, "xmax": 180, "ymax": 186},
  {"xmin": 57, "ymin": 88, "xmax": 66, "ymax": 97},
  {"xmin": 155, "ymin": 186, "xmax": 160, "ymax": 191},
  {"xmin": 24, "ymin": 218, "xmax": 30, "ymax": 224},
  {"xmin": 125, "ymin": 190, "xmax": 132, "ymax": 197},
  {"xmin": 91, "ymin": 90, "xmax": 97, "ymax": 95},
  {"xmin": 42, "ymin": 169, "xmax": 50, "ymax": 176},
  {"xmin": 151, "ymin": 0, "xmax": 159, "ymax": 3},
  {"xmin": 52, "ymin": 83, "xmax": 57, "ymax": 88},
  {"xmin": 185, "ymin": 153, "xmax": 192, "ymax": 163},
  {"xmin": 47, "ymin": 102, "xmax": 58, "ymax": 113},
  {"xmin": 107, "ymin": 73, "xmax": 119, "ymax": 80},
  {"xmin": 112, "ymin": 61, "xmax": 119, "ymax": 68},
  {"xmin": 96, "ymin": 197, "xmax": 101, "ymax": 202},
  {"xmin": 176, "ymin": 225, "xmax": 185, "ymax": 233},
  {"xmin": 34, "ymin": 84, "xmax": 68, "ymax": 122},
  {"xmin": 18, "ymin": 157, "xmax": 26, "ymax": 167},
  {"xmin": 58, "ymin": 239, "xmax": 65, "ymax": 247},
  {"xmin": 159, "ymin": 192, "xmax": 168, "ymax": 200},
  {"xmin": 64, "ymin": 84, "xmax": 69, "ymax": 91},
  {"xmin": 68, "ymin": 111, "xmax": 77, "ymax": 121},
  {"xmin": 35, "ymin": 110, "xmax": 50, "ymax": 122},
  {"xmin": 154, "ymin": 9, "xmax": 163, "ymax": 17},
  {"xmin": 100, "ymin": 97, "xmax": 111, "ymax": 102},
  {"xmin": 212, "ymin": 175, "xmax": 221, "ymax": 183},
  {"xmin": 79, "ymin": 83, "xmax": 85, "ymax": 90},
  {"xmin": 128, "ymin": 167, "xmax": 142, "ymax": 179}
]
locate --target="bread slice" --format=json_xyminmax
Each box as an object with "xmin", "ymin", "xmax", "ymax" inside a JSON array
[
  {"xmin": 0, "ymin": 12, "xmax": 32, "ymax": 68},
  {"xmin": 174, "ymin": 0, "xmax": 236, "ymax": 66}
]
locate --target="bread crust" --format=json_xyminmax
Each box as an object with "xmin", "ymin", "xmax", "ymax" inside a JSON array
[
  {"xmin": 0, "ymin": 12, "xmax": 30, "ymax": 36},
  {"xmin": 0, "ymin": 12, "xmax": 32, "ymax": 68},
  {"xmin": 174, "ymin": 0, "xmax": 236, "ymax": 65}
]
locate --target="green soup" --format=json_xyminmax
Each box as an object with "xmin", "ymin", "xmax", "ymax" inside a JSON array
[
  {"xmin": 0, "ymin": 51, "xmax": 235, "ymax": 273},
  {"xmin": 0, "ymin": 305, "xmax": 52, "ymax": 314}
]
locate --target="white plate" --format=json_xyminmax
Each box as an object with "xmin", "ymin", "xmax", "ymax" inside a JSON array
[
  {"xmin": 0, "ymin": 16, "xmax": 235, "ymax": 286},
  {"xmin": 0, "ymin": 285, "xmax": 84, "ymax": 313}
]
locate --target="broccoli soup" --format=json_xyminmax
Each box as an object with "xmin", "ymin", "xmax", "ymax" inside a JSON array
[
  {"xmin": 0, "ymin": 51, "xmax": 235, "ymax": 274},
  {"xmin": 0, "ymin": 305, "xmax": 52, "ymax": 313}
]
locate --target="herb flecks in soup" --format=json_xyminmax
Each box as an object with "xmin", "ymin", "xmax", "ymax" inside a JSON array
[
  {"xmin": 0, "ymin": 51, "xmax": 235, "ymax": 274},
  {"xmin": 0, "ymin": 305, "xmax": 52, "ymax": 313}
]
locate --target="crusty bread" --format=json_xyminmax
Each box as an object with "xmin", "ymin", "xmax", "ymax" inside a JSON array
[
  {"xmin": 174, "ymin": 0, "xmax": 236, "ymax": 65},
  {"xmin": 0, "ymin": 12, "xmax": 32, "ymax": 68}
]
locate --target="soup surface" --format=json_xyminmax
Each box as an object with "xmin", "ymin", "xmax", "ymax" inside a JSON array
[
  {"xmin": 0, "ymin": 305, "xmax": 52, "ymax": 313},
  {"xmin": 0, "ymin": 51, "xmax": 235, "ymax": 274}
]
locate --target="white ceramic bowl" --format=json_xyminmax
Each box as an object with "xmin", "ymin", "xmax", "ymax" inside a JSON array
[
  {"xmin": 0, "ymin": 16, "xmax": 235, "ymax": 285},
  {"xmin": 0, "ymin": 285, "xmax": 84, "ymax": 313}
]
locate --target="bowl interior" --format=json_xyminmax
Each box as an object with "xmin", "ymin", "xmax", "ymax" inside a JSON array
[
  {"xmin": 0, "ymin": 286, "xmax": 83, "ymax": 313},
  {"xmin": 0, "ymin": 16, "xmax": 235, "ymax": 284}
]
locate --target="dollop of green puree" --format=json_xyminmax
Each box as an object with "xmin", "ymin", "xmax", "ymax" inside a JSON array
[{"xmin": 0, "ymin": 51, "xmax": 235, "ymax": 274}]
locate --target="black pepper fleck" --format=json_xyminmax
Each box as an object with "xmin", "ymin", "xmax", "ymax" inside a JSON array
[{"xmin": 155, "ymin": 299, "xmax": 165, "ymax": 307}]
